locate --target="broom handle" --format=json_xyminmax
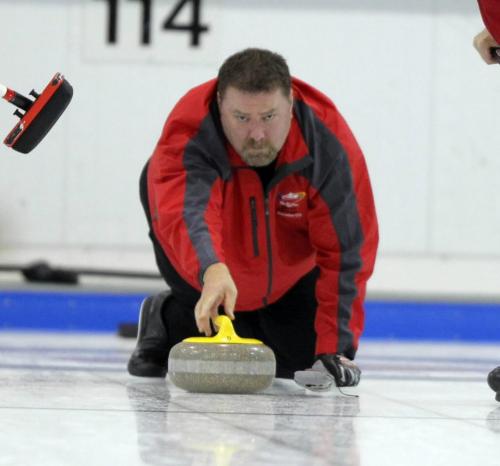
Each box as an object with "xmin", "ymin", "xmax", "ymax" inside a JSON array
[{"xmin": 0, "ymin": 82, "xmax": 33, "ymax": 111}]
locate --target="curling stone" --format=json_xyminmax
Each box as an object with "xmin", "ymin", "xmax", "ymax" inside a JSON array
[
  {"xmin": 487, "ymin": 366, "xmax": 500, "ymax": 402},
  {"xmin": 168, "ymin": 315, "xmax": 276, "ymax": 394}
]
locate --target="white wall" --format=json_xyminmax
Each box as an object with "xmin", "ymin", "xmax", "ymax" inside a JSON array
[{"xmin": 0, "ymin": 0, "xmax": 498, "ymax": 298}]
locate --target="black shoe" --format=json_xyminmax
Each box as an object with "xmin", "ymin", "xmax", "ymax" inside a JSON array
[
  {"xmin": 127, "ymin": 291, "xmax": 171, "ymax": 377},
  {"xmin": 487, "ymin": 366, "xmax": 500, "ymax": 402}
]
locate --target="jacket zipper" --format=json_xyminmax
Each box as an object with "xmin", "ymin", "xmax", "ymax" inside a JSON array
[
  {"xmin": 249, "ymin": 197, "xmax": 260, "ymax": 257},
  {"xmin": 253, "ymin": 157, "xmax": 312, "ymax": 307},
  {"xmin": 263, "ymin": 195, "xmax": 273, "ymax": 307}
]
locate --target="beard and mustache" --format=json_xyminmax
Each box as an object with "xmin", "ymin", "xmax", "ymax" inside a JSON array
[{"xmin": 240, "ymin": 139, "xmax": 278, "ymax": 167}]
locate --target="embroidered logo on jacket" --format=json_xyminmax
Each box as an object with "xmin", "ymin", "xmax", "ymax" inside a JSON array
[{"xmin": 277, "ymin": 192, "xmax": 306, "ymax": 218}]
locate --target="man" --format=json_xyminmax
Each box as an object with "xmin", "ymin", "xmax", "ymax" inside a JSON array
[
  {"xmin": 474, "ymin": 0, "xmax": 500, "ymax": 64},
  {"xmin": 474, "ymin": 1, "xmax": 500, "ymax": 402},
  {"xmin": 128, "ymin": 48, "xmax": 378, "ymax": 390}
]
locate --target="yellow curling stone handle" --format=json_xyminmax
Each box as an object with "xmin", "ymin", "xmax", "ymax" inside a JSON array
[{"xmin": 183, "ymin": 315, "xmax": 263, "ymax": 345}]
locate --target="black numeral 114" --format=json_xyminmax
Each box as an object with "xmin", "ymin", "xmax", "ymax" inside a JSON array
[{"xmin": 99, "ymin": 0, "xmax": 209, "ymax": 47}]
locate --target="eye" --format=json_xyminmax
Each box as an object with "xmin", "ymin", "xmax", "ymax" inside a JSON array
[
  {"xmin": 263, "ymin": 113, "xmax": 275, "ymax": 122},
  {"xmin": 235, "ymin": 114, "xmax": 249, "ymax": 122}
]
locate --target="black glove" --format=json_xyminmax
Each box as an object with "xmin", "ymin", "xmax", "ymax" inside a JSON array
[
  {"xmin": 317, "ymin": 354, "xmax": 361, "ymax": 387},
  {"xmin": 294, "ymin": 353, "xmax": 361, "ymax": 391}
]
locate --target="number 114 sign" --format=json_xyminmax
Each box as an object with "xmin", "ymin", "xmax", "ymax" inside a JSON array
[{"xmin": 82, "ymin": 0, "xmax": 219, "ymax": 64}]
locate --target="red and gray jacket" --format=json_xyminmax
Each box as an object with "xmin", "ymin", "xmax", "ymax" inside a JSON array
[
  {"xmin": 478, "ymin": 0, "xmax": 500, "ymax": 43},
  {"xmin": 147, "ymin": 77, "xmax": 379, "ymax": 356}
]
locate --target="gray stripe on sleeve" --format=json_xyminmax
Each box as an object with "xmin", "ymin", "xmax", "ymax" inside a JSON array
[
  {"xmin": 182, "ymin": 107, "xmax": 231, "ymax": 285},
  {"xmin": 295, "ymin": 100, "xmax": 364, "ymax": 354}
]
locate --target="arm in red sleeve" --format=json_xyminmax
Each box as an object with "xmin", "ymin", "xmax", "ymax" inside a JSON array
[
  {"xmin": 148, "ymin": 105, "xmax": 227, "ymax": 289},
  {"xmin": 302, "ymin": 99, "xmax": 378, "ymax": 358},
  {"xmin": 478, "ymin": 0, "xmax": 500, "ymax": 43}
]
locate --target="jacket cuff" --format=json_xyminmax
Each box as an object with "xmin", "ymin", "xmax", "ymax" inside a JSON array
[{"xmin": 314, "ymin": 332, "xmax": 338, "ymax": 356}]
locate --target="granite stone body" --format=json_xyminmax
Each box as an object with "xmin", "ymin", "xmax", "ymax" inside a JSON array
[{"xmin": 168, "ymin": 342, "xmax": 276, "ymax": 394}]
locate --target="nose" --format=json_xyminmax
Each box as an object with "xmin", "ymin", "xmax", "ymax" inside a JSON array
[{"xmin": 248, "ymin": 122, "xmax": 265, "ymax": 142}]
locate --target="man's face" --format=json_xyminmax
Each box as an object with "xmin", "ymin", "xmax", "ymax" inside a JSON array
[{"xmin": 218, "ymin": 86, "xmax": 293, "ymax": 167}]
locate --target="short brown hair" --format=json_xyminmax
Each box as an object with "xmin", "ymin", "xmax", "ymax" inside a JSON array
[{"xmin": 217, "ymin": 48, "xmax": 291, "ymax": 98}]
